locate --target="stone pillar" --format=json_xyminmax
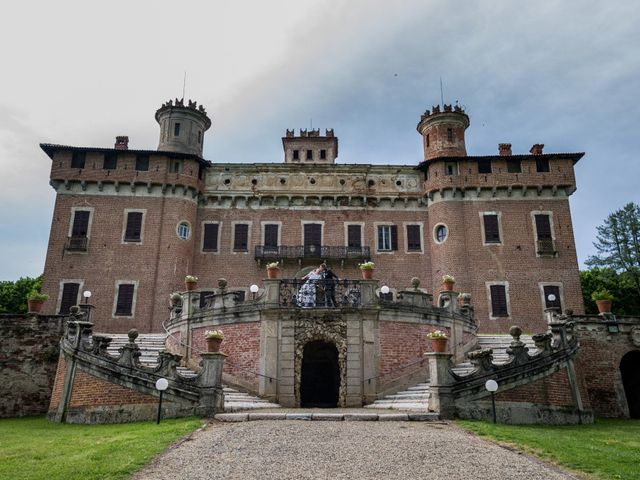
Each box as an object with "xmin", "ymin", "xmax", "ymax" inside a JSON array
[
  {"xmin": 362, "ymin": 317, "xmax": 378, "ymax": 404},
  {"xmin": 425, "ymin": 352, "xmax": 456, "ymax": 418},
  {"xmin": 197, "ymin": 352, "xmax": 226, "ymax": 416},
  {"xmin": 263, "ymin": 279, "xmax": 280, "ymax": 306},
  {"xmin": 259, "ymin": 317, "xmax": 279, "ymax": 401},
  {"xmin": 359, "ymin": 280, "xmax": 378, "ymax": 307}
]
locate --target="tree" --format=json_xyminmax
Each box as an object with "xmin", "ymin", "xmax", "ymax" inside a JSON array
[
  {"xmin": 586, "ymin": 202, "xmax": 640, "ymax": 297},
  {"xmin": 0, "ymin": 276, "xmax": 42, "ymax": 314},
  {"xmin": 580, "ymin": 268, "xmax": 640, "ymax": 315}
]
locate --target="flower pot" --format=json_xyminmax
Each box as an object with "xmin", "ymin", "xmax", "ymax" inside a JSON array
[
  {"xmin": 596, "ymin": 299, "xmax": 612, "ymax": 314},
  {"xmin": 205, "ymin": 337, "xmax": 223, "ymax": 353},
  {"xmin": 185, "ymin": 281, "xmax": 197, "ymax": 291},
  {"xmin": 267, "ymin": 268, "xmax": 279, "ymax": 279},
  {"xmin": 28, "ymin": 299, "xmax": 44, "ymax": 314},
  {"xmin": 431, "ymin": 338, "xmax": 448, "ymax": 353},
  {"xmin": 442, "ymin": 282, "xmax": 454, "ymax": 292},
  {"xmin": 361, "ymin": 269, "xmax": 374, "ymax": 280}
]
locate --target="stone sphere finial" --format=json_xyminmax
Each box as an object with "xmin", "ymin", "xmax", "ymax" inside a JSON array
[
  {"xmin": 128, "ymin": 329, "xmax": 139, "ymax": 343},
  {"xmin": 411, "ymin": 277, "xmax": 421, "ymax": 290},
  {"xmin": 509, "ymin": 325, "xmax": 522, "ymax": 342}
]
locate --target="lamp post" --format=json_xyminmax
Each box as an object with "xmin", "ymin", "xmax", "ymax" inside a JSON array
[
  {"xmin": 485, "ymin": 379, "xmax": 498, "ymax": 423},
  {"xmin": 250, "ymin": 284, "xmax": 259, "ymax": 300},
  {"xmin": 155, "ymin": 378, "xmax": 169, "ymax": 424},
  {"xmin": 380, "ymin": 285, "xmax": 390, "ymax": 303},
  {"xmin": 83, "ymin": 290, "xmax": 92, "ymax": 304}
]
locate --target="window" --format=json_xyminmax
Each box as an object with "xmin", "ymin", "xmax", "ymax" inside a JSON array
[
  {"xmin": 197, "ymin": 130, "xmax": 202, "ymax": 143},
  {"xmin": 490, "ymin": 284, "xmax": 509, "ymax": 317},
  {"xmin": 434, "ymin": 224, "xmax": 448, "ymax": 244},
  {"xmin": 115, "ymin": 283, "xmax": 135, "ymax": 316},
  {"xmin": 320, "ymin": 149, "xmax": 326, "ymax": 160},
  {"xmin": 59, "ymin": 282, "xmax": 80, "ymax": 314},
  {"xmin": 124, "ymin": 212, "xmax": 143, "ymax": 242},
  {"xmin": 406, "ymin": 225, "xmax": 422, "ymax": 251},
  {"xmin": 478, "ymin": 159, "xmax": 492, "ymax": 174},
  {"xmin": 483, "ymin": 214, "xmax": 501, "ymax": 244},
  {"xmin": 444, "ymin": 161, "xmax": 458, "ymax": 176},
  {"xmin": 293, "ymin": 150, "xmax": 299, "ymax": 160},
  {"xmin": 447, "ymin": 128, "xmax": 453, "ymax": 142},
  {"xmin": 71, "ymin": 210, "xmax": 90, "ymax": 238},
  {"xmin": 177, "ymin": 222, "xmax": 191, "ymax": 240},
  {"xmin": 174, "ymin": 122, "xmax": 181, "ymax": 136},
  {"xmin": 264, "ymin": 224, "xmax": 279, "ymax": 249},
  {"xmin": 377, "ymin": 225, "xmax": 398, "ymax": 252},
  {"xmin": 534, "ymin": 214, "xmax": 555, "ymax": 255},
  {"xmin": 306, "ymin": 150, "xmax": 313, "ymax": 161},
  {"xmin": 170, "ymin": 159, "xmax": 183, "ymax": 173},
  {"xmin": 536, "ymin": 157, "xmax": 550, "ymax": 172},
  {"xmin": 543, "ymin": 285, "xmax": 562, "ymax": 310},
  {"xmin": 203, "ymin": 223, "xmax": 219, "ymax": 252},
  {"xmin": 426, "ymin": 134, "xmax": 430, "ymax": 147},
  {"xmin": 103, "ymin": 152, "xmax": 117, "ymax": 170},
  {"xmin": 71, "ymin": 152, "xmax": 85, "ymax": 169},
  {"xmin": 135, "ymin": 155, "xmax": 149, "ymax": 171},
  {"xmin": 507, "ymin": 158, "xmax": 521, "ymax": 173},
  {"xmin": 234, "ymin": 224, "xmax": 249, "ymax": 251},
  {"xmin": 303, "ymin": 223, "xmax": 322, "ymax": 255},
  {"xmin": 347, "ymin": 225, "xmax": 362, "ymax": 249},
  {"xmin": 199, "ymin": 291, "xmax": 215, "ymax": 309}
]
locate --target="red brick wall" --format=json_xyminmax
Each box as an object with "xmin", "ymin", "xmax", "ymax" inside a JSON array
[
  {"xmin": 48, "ymin": 354, "xmax": 67, "ymax": 411},
  {"xmin": 69, "ymin": 368, "xmax": 157, "ymax": 407}
]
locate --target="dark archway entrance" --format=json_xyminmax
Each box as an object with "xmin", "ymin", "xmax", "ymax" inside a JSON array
[
  {"xmin": 300, "ymin": 341, "xmax": 340, "ymax": 408},
  {"xmin": 621, "ymin": 351, "xmax": 640, "ymax": 418}
]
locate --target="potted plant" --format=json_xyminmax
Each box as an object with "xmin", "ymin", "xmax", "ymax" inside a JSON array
[
  {"xmin": 266, "ymin": 262, "xmax": 280, "ymax": 279},
  {"xmin": 591, "ymin": 289, "xmax": 613, "ymax": 314},
  {"xmin": 441, "ymin": 274, "xmax": 456, "ymax": 291},
  {"xmin": 427, "ymin": 330, "xmax": 449, "ymax": 352},
  {"xmin": 27, "ymin": 291, "xmax": 49, "ymax": 314},
  {"xmin": 204, "ymin": 329, "xmax": 224, "ymax": 352},
  {"xmin": 358, "ymin": 261, "xmax": 375, "ymax": 280},
  {"xmin": 169, "ymin": 292, "xmax": 182, "ymax": 306},
  {"xmin": 184, "ymin": 275, "xmax": 198, "ymax": 291}
]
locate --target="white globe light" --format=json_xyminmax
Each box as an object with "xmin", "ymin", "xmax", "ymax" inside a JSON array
[
  {"xmin": 250, "ymin": 284, "xmax": 259, "ymax": 293},
  {"xmin": 155, "ymin": 378, "xmax": 169, "ymax": 391},
  {"xmin": 380, "ymin": 286, "xmax": 390, "ymax": 295},
  {"xmin": 485, "ymin": 379, "xmax": 498, "ymax": 392},
  {"xmin": 547, "ymin": 294, "xmax": 556, "ymax": 302},
  {"xmin": 83, "ymin": 290, "xmax": 92, "ymax": 299}
]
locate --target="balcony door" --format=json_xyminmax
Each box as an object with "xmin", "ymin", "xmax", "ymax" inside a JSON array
[{"xmin": 304, "ymin": 223, "xmax": 322, "ymax": 256}]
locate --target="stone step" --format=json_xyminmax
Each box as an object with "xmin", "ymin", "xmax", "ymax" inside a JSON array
[{"xmin": 215, "ymin": 411, "xmax": 441, "ymax": 422}]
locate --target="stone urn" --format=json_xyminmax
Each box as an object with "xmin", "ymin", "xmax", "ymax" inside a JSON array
[
  {"xmin": 361, "ymin": 269, "xmax": 374, "ymax": 280},
  {"xmin": 206, "ymin": 337, "xmax": 223, "ymax": 353},
  {"xmin": 431, "ymin": 338, "xmax": 448, "ymax": 353},
  {"xmin": 267, "ymin": 267, "xmax": 279, "ymax": 279}
]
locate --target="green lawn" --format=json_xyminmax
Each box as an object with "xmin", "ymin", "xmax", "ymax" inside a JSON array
[
  {"xmin": 0, "ymin": 416, "xmax": 203, "ymax": 480},
  {"xmin": 457, "ymin": 418, "xmax": 640, "ymax": 480}
]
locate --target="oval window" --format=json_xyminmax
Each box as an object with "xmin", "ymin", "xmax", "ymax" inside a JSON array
[
  {"xmin": 177, "ymin": 222, "xmax": 191, "ymax": 240},
  {"xmin": 434, "ymin": 224, "xmax": 448, "ymax": 244}
]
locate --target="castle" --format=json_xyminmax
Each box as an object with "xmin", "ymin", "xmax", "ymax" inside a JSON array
[{"xmin": 39, "ymin": 99, "xmax": 584, "ymax": 335}]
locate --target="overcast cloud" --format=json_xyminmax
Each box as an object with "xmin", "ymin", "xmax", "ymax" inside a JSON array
[{"xmin": 1, "ymin": 0, "xmax": 638, "ymax": 280}]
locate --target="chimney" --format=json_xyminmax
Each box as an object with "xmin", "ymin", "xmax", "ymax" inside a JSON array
[
  {"xmin": 498, "ymin": 143, "xmax": 512, "ymax": 156},
  {"xmin": 529, "ymin": 143, "xmax": 544, "ymax": 155},
  {"xmin": 115, "ymin": 136, "xmax": 129, "ymax": 150}
]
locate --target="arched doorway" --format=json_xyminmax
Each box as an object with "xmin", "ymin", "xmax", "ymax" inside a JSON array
[
  {"xmin": 621, "ymin": 351, "xmax": 640, "ymax": 418},
  {"xmin": 300, "ymin": 340, "xmax": 340, "ymax": 408}
]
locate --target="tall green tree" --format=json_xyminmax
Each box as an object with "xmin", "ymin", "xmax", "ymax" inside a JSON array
[
  {"xmin": 586, "ymin": 202, "xmax": 640, "ymax": 296},
  {"xmin": 0, "ymin": 276, "xmax": 42, "ymax": 314},
  {"xmin": 580, "ymin": 268, "xmax": 640, "ymax": 315}
]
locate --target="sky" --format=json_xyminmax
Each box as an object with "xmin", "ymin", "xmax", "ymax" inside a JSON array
[{"xmin": 0, "ymin": 0, "xmax": 639, "ymax": 280}]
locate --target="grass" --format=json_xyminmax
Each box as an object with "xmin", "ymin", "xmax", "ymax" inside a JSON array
[
  {"xmin": 457, "ymin": 418, "xmax": 640, "ymax": 480},
  {"xmin": 0, "ymin": 416, "xmax": 203, "ymax": 480}
]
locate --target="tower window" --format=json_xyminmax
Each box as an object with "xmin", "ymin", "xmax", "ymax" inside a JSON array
[
  {"xmin": 71, "ymin": 152, "xmax": 86, "ymax": 169},
  {"xmin": 483, "ymin": 214, "xmax": 501, "ymax": 244},
  {"xmin": 103, "ymin": 152, "xmax": 118, "ymax": 170},
  {"xmin": 426, "ymin": 134, "xmax": 430, "ymax": 147},
  {"xmin": 124, "ymin": 211, "xmax": 143, "ymax": 243},
  {"xmin": 293, "ymin": 150, "xmax": 299, "ymax": 160},
  {"xmin": 507, "ymin": 158, "xmax": 521, "ymax": 173},
  {"xmin": 198, "ymin": 130, "xmax": 202, "ymax": 143},
  {"xmin": 306, "ymin": 150, "xmax": 313, "ymax": 160},
  {"xmin": 115, "ymin": 283, "xmax": 135, "ymax": 316},
  {"xmin": 320, "ymin": 149, "xmax": 326, "ymax": 160},
  {"xmin": 234, "ymin": 224, "xmax": 249, "ymax": 251},
  {"xmin": 59, "ymin": 282, "xmax": 80, "ymax": 315},
  {"xmin": 377, "ymin": 225, "xmax": 398, "ymax": 252},
  {"xmin": 135, "ymin": 155, "xmax": 149, "ymax": 171},
  {"xmin": 177, "ymin": 221, "xmax": 191, "ymax": 240},
  {"xmin": 203, "ymin": 223, "xmax": 219, "ymax": 252},
  {"xmin": 444, "ymin": 161, "xmax": 458, "ymax": 176},
  {"xmin": 170, "ymin": 159, "xmax": 183, "ymax": 173},
  {"xmin": 490, "ymin": 284, "xmax": 509, "ymax": 317},
  {"xmin": 434, "ymin": 224, "xmax": 448, "ymax": 244},
  {"xmin": 536, "ymin": 157, "xmax": 550, "ymax": 172},
  {"xmin": 406, "ymin": 225, "xmax": 422, "ymax": 251},
  {"xmin": 447, "ymin": 128, "xmax": 453, "ymax": 142},
  {"xmin": 174, "ymin": 123, "xmax": 181, "ymax": 136},
  {"xmin": 478, "ymin": 159, "xmax": 492, "ymax": 174}
]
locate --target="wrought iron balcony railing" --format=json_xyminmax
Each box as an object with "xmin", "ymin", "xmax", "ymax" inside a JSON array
[
  {"xmin": 279, "ymin": 278, "xmax": 362, "ymax": 308},
  {"xmin": 536, "ymin": 239, "xmax": 557, "ymax": 256},
  {"xmin": 255, "ymin": 245, "xmax": 370, "ymax": 261},
  {"xmin": 66, "ymin": 236, "xmax": 88, "ymax": 252}
]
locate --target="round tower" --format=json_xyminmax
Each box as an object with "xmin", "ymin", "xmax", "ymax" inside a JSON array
[
  {"xmin": 155, "ymin": 98, "xmax": 212, "ymax": 156},
  {"xmin": 416, "ymin": 104, "xmax": 469, "ymax": 161}
]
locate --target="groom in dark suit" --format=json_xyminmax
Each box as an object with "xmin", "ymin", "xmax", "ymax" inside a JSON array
[{"xmin": 320, "ymin": 263, "xmax": 339, "ymax": 307}]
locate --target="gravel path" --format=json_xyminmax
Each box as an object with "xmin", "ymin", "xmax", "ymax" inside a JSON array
[{"xmin": 133, "ymin": 421, "xmax": 577, "ymax": 480}]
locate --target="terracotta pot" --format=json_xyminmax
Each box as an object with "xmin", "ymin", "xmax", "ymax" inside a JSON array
[
  {"xmin": 267, "ymin": 267, "xmax": 279, "ymax": 279},
  {"xmin": 442, "ymin": 282, "xmax": 454, "ymax": 291},
  {"xmin": 27, "ymin": 299, "xmax": 44, "ymax": 314},
  {"xmin": 431, "ymin": 338, "xmax": 448, "ymax": 353},
  {"xmin": 205, "ymin": 337, "xmax": 223, "ymax": 353},
  {"xmin": 185, "ymin": 281, "xmax": 197, "ymax": 291},
  {"xmin": 361, "ymin": 269, "xmax": 374, "ymax": 280},
  {"xmin": 596, "ymin": 299, "xmax": 612, "ymax": 314}
]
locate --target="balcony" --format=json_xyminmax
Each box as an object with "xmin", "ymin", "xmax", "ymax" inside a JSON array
[
  {"xmin": 536, "ymin": 239, "xmax": 557, "ymax": 256},
  {"xmin": 66, "ymin": 236, "xmax": 88, "ymax": 252},
  {"xmin": 279, "ymin": 279, "xmax": 363, "ymax": 308},
  {"xmin": 255, "ymin": 245, "xmax": 370, "ymax": 263}
]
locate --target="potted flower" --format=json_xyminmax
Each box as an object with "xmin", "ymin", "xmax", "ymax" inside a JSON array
[
  {"xmin": 358, "ymin": 261, "xmax": 375, "ymax": 280},
  {"xmin": 266, "ymin": 262, "xmax": 280, "ymax": 279},
  {"xmin": 427, "ymin": 330, "xmax": 449, "ymax": 352},
  {"xmin": 184, "ymin": 275, "xmax": 198, "ymax": 291},
  {"xmin": 204, "ymin": 329, "xmax": 224, "ymax": 352},
  {"xmin": 442, "ymin": 274, "xmax": 456, "ymax": 291},
  {"xmin": 169, "ymin": 292, "xmax": 182, "ymax": 306},
  {"xmin": 591, "ymin": 289, "xmax": 613, "ymax": 314},
  {"xmin": 27, "ymin": 291, "xmax": 49, "ymax": 314}
]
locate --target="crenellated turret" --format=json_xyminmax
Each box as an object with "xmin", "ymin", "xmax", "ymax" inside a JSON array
[
  {"xmin": 417, "ymin": 104, "xmax": 469, "ymax": 161},
  {"xmin": 155, "ymin": 98, "xmax": 212, "ymax": 157}
]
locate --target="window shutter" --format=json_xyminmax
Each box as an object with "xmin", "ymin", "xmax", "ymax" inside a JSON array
[
  {"xmin": 543, "ymin": 285, "xmax": 562, "ymax": 310},
  {"xmin": 535, "ymin": 215, "xmax": 552, "ymax": 240},
  {"xmin": 264, "ymin": 224, "xmax": 278, "ymax": 248},
  {"xmin": 59, "ymin": 283, "xmax": 80, "ymax": 314},
  {"xmin": 490, "ymin": 285, "xmax": 508, "ymax": 317},
  {"xmin": 125, "ymin": 212, "xmax": 143, "ymax": 242},
  {"xmin": 348, "ymin": 225, "xmax": 362, "ymax": 248},
  {"xmin": 115, "ymin": 284, "xmax": 135, "ymax": 316},
  {"xmin": 406, "ymin": 225, "xmax": 421, "ymax": 251},
  {"xmin": 71, "ymin": 211, "xmax": 90, "ymax": 237},
  {"xmin": 203, "ymin": 224, "xmax": 219, "ymax": 251},
  {"xmin": 483, "ymin": 215, "xmax": 501, "ymax": 243},
  {"xmin": 391, "ymin": 225, "xmax": 398, "ymax": 251},
  {"xmin": 234, "ymin": 224, "xmax": 249, "ymax": 251}
]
